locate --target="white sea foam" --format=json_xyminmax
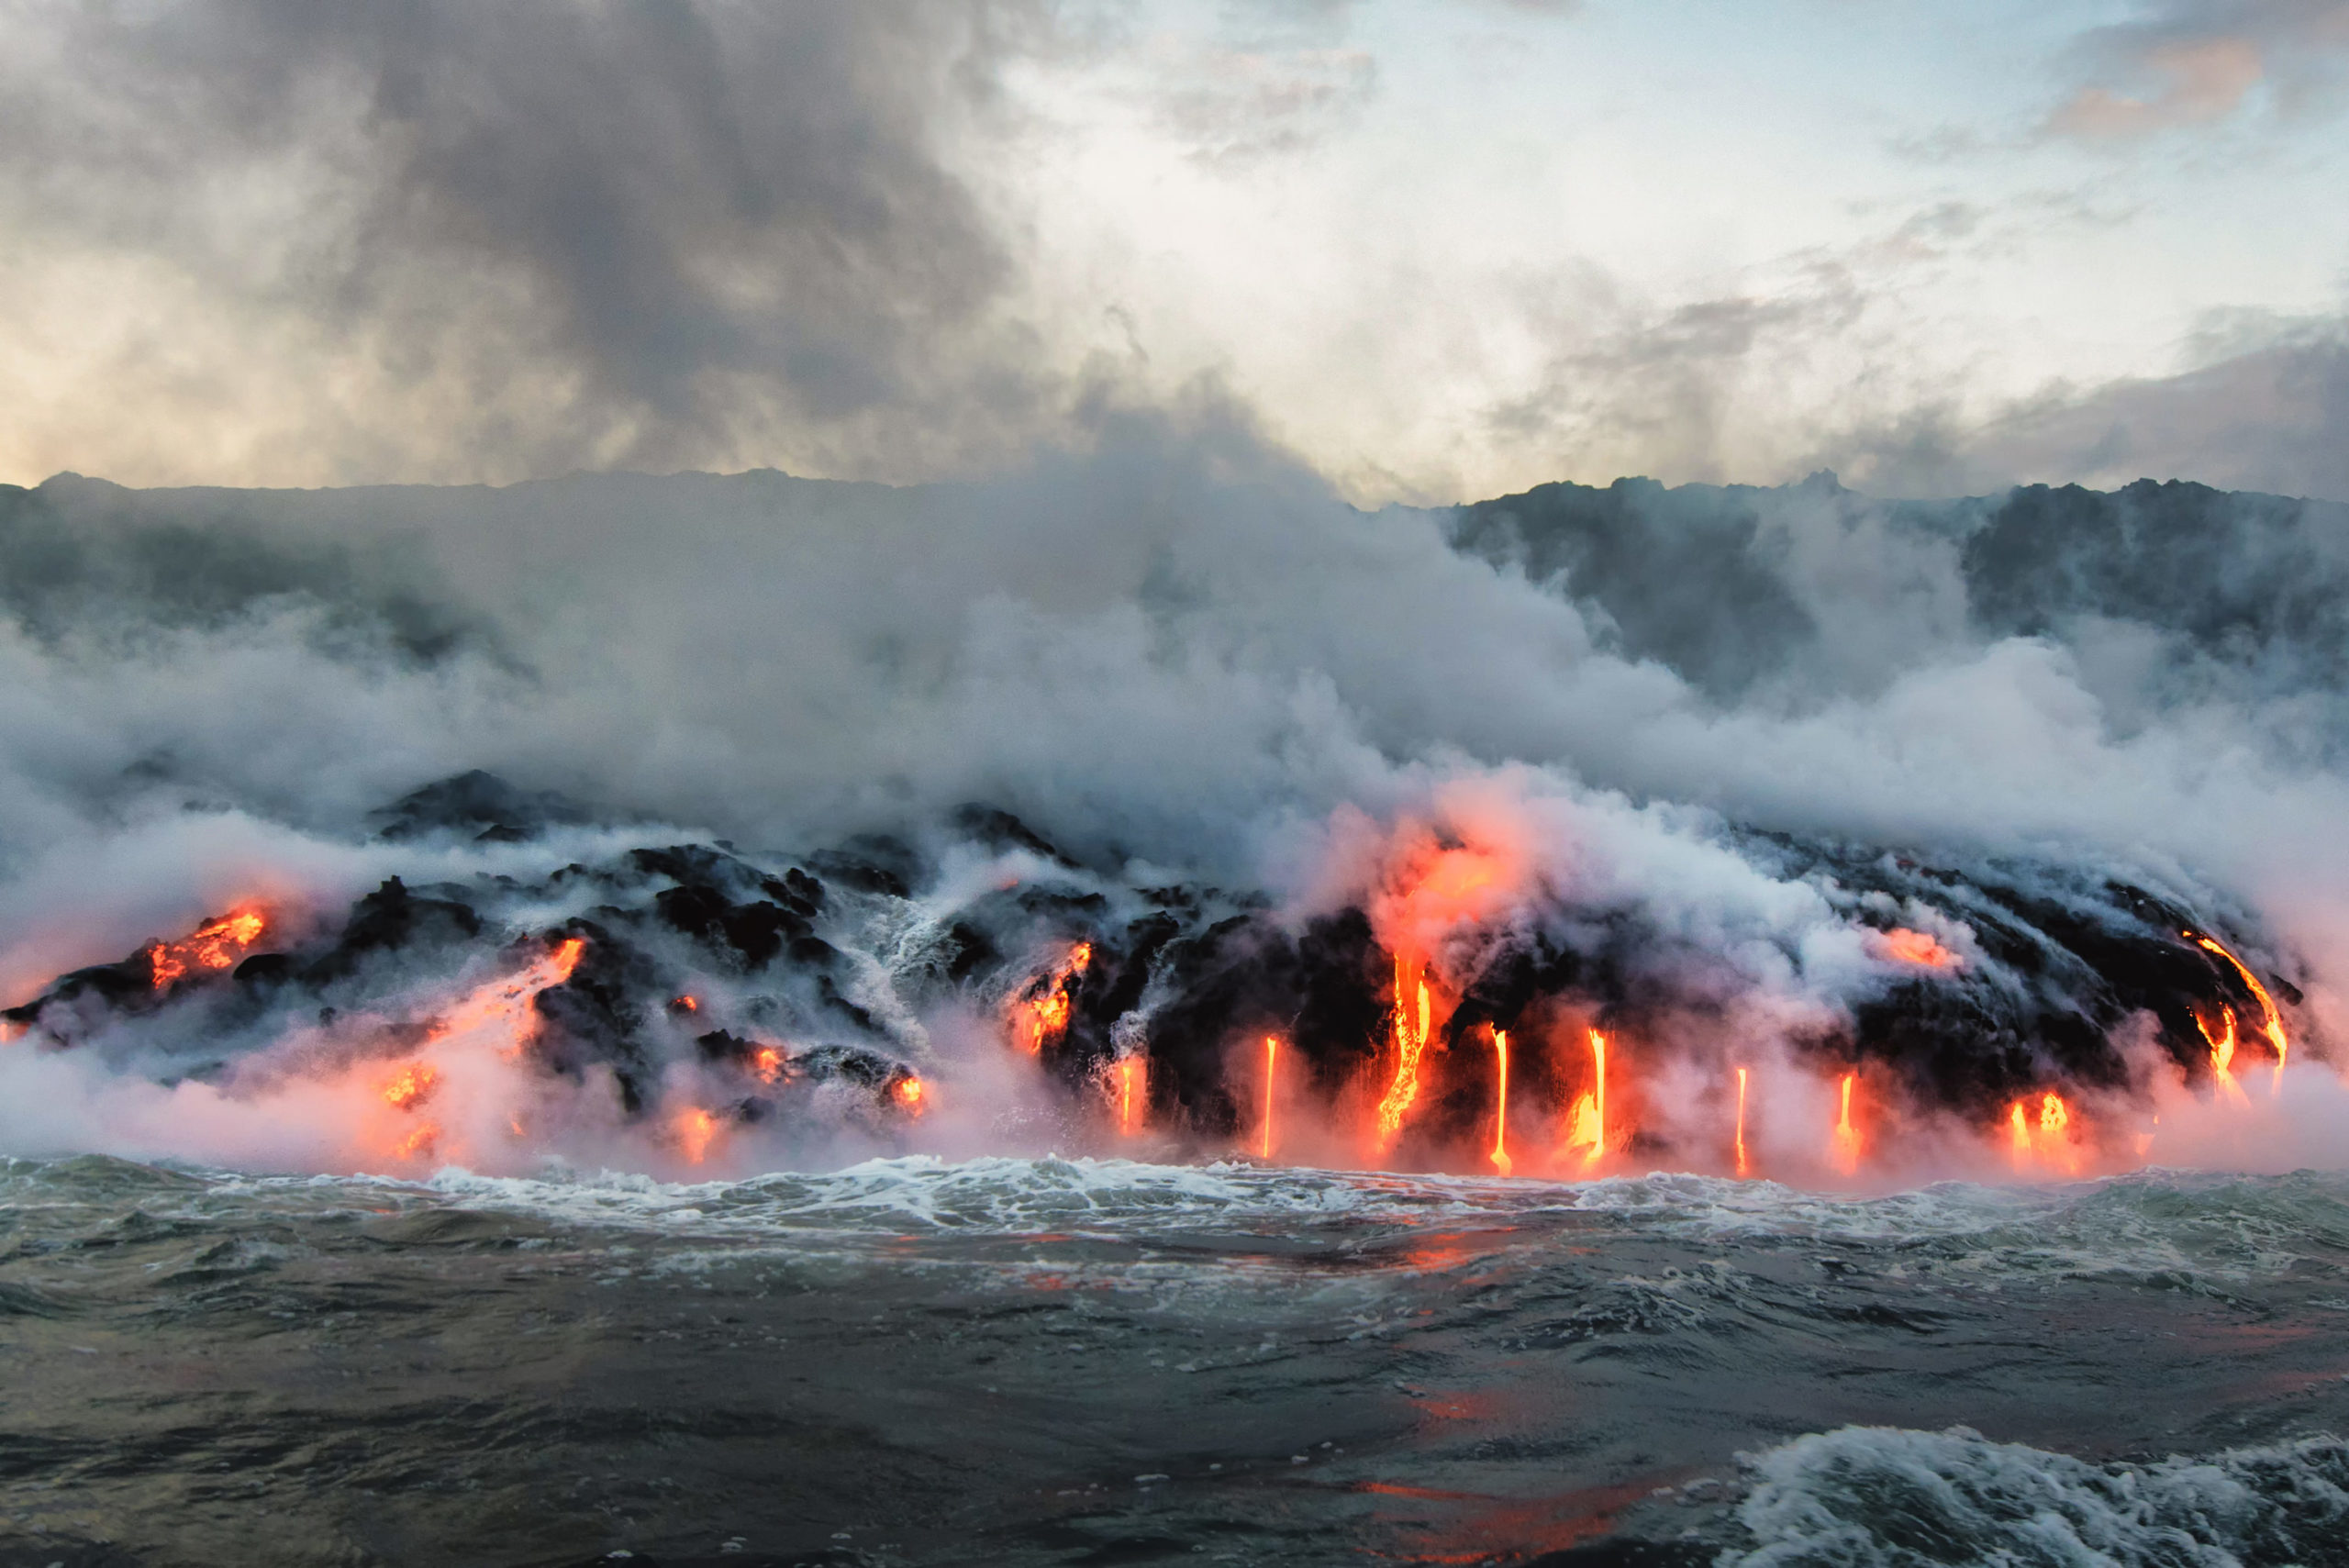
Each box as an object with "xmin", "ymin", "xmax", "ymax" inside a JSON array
[{"xmin": 1724, "ymin": 1424, "xmax": 2349, "ymax": 1568}]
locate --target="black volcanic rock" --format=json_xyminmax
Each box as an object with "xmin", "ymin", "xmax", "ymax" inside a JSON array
[{"xmin": 370, "ymin": 770, "xmax": 591, "ymax": 843}]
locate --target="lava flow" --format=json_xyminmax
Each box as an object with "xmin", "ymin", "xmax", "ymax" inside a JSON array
[
  {"xmin": 1260, "ymin": 1035, "xmax": 1279, "ymax": 1161},
  {"xmin": 2188, "ymin": 931, "xmax": 2291, "ymax": 1094},
  {"xmin": 426, "ymin": 936, "xmax": 586, "ymax": 1052},
  {"xmin": 1734, "ymin": 1066, "xmax": 1751, "ymax": 1179},
  {"xmin": 1015, "ymin": 941, "xmax": 1092, "ymax": 1054},
  {"xmin": 2198, "ymin": 1009, "xmax": 2248, "ymax": 1105},
  {"xmin": 381, "ymin": 1062, "xmax": 439, "ymax": 1111},
  {"xmin": 1876, "ymin": 927, "xmax": 1959, "ymax": 969},
  {"xmin": 1830, "ymin": 1073, "xmax": 1862, "ymax": 1175},
  {"xmin": 1561, "ymin": 1029, "xmax": 1609, "ymax": 1168},
  {"xmin": 1110, "ymin": 1054, "xmax": 1145, "ymax": 1136},
  {"xmin": 2008, "ymin": 1091, "xmax": 2079, "ymax": 1173},
  {"xmin": 146, "ymin": 907, "xmax": 268, "ymax": 989},
  {"xmin": 1373, "ymin": 956, "xmax": 1434, "ymax": 1151},
  {"xmin": 1488, "ymin": 1029, "xmax": 1511, "ymax": 1176}
]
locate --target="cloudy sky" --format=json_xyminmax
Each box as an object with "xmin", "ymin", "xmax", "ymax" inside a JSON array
[{"xmin": 3, "ymin": 0, "xmax": 2346, "ymax": 503}]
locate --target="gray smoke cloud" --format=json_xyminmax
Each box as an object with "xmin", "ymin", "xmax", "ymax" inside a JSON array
[{"xmin": 0, "ymin": 0, "xmax": 1056, "ymax": 481}]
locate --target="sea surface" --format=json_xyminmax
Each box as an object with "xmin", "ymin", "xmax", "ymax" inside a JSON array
[{"xmin": 3, "ymin": 1155, "xmax": 2347, "ymax": 1568}]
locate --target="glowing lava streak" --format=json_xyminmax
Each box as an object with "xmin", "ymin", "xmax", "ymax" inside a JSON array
[
  {"xmin": 1734, "ymin": 1066, "xmax": 1751, "ymax": 1179},
  {"xmin": 2009, "ymin": 1100, "xmax": 2031, "ymax": 1163},
  {"xmin": 892, "ymin": 1075, "xmax": 928, "ymax": 1115},
  {"xmin": 1112, "ymin": 1055, "xmax": 1145, "ymax": 1136},
  {"xmin": 1488, "ymin": 1029, "xmax": 1512, "ymax": 1176},
  {"xmin": 1373, "ymin": 958, "xmax": 1433, "ymax": 1149},
  {"xmin": 1260, "ymin": 1036, "xmax": 1279, "ymax": 1162},
  {"xmin": 427, "ymin": 936, "xmax": 586, "ymax": 1054},
  {"xmin": 147, "ymin": 908, "xmax": 268, "ymax": 989},
  {"xmin": 2197, "ymin": 1009, "xmax": 2247, "ymax": 1105},
  {"xmin": 2188, "ymin": 932, "xmax": 2290, "ymax": 1094},
  {"xmin": 1563, "ymin": 1030, "xmax": 1609, "ymax": 1169},
  {"xmin": 1831, "ymin": 1073, "xmax": 1861, "ymax": 1175},
  {"xmin": 751, "ymin": 1045, "xmax": 786, "ymax": 1085},
  {"xmin": 674, "ymin": 1107, "xmax": 718, "ymax": 1165}
]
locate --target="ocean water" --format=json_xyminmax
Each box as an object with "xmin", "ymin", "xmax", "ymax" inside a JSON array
[{"xmin": 3, "ymin": 1156, "xmax": 2347, "ymax": 1568}]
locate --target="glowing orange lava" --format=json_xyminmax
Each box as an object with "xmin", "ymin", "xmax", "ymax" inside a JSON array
[
  {"xmin": 422, "ymin": 934, "xmax": 589, "ymax": 1056},
  {"xmin": 394, "ymin": 1123, "xmax": 440, "ymax": 1162},
  {"xmin": 672, "ymin": 995, "xmax": 697, "ymax": 1013},
  {"xmin": 1111, "ymin": 1055, "xmax": 1146, "ymax": 1136},
  {"xmin": 674, "ymin": 1106, "xmax": 718, "ymax": 1165},
  {"xmin": 1488, "ymin": 1029, "xmax": 1512, "ymax": 1176},
  {"xmin": 381, "ymin": 1062, "xmax": 439, "ymax": 1111},
  {"xmin": 146, "ymin": 908, "xmax": 268, "ymax": 990},
  {"xmin": 750, "ymin": 1044, "xmax": 786, "ymax": 1085},
  {"xmin": 2196, "ymin": 1008, "xmax": 2247, "ymax": 1105},
  {"xmin": 892, "ymin": 1074, "xmax": 928, "ymax": 1114},
  {"xmin": 1877, "ymin": 928, "xmax": 1959, "ymax": 969},
  {"xmin": 2188, "ymin": 931, "xmax": 2290, "ymax": 1094},
  {"xmin": 1562, "ymin": 1029, "xmax": 1609, "ymax": 1169},
  {"xmin": 1260, "ymin": 1035, "xmax": 1279, "ymax": 1162},
  {"xmin": 1830, "ymin": 1072, "xmax": 1862, "ymax": 1175},
  {"xmin": 1734, "ymin": 1066, "xmax": 1751, "ymax": 1179},
  {"xmin": 1016, "ymin": 941, "xmax": 1092, "ymax": 1054},
  {"xmin": 2008, "ymin": 1090, "xmax": 2079, "ymax": 1173},
  {"xmin": 1373, "ymin": 957, "xmax": 1434, "ymax": 1149}
]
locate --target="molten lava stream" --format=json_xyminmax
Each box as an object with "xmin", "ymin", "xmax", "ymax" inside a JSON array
[
  {"xmin": 1373, "ymin": 956, "xmax": 1433, "ymax": 1152},
  {"xmin": 1110, "ymin": 1055, "xmax": 1146, "ymax": 1137},
  {"xmin": 674, "ymin": 1106, "xmax": 719, "ymax": 1166},
  {"xmin": 1560, "ymin": 1029, "xmax": 1608, "ymax": 1171},
  {"xmin": 2188, "ymin": 931, "xmax": 2291, "ymax": 1095},
  {"xmin": 1259, "ymin": 1035, "xmax": 1280, "ymax": 1162},
  {"xmin": 1488, "ymin": 1029, "xmax": 1511, "ymax": 1176},
  {"xmin": 1733, "ymin": 1065, "xmax": 1752, "ymax": 1179},
  {"xmin": 1829, "ymin": 1072, "xmax": 1862, "ymax": 1176},
  {"xmin": 2198, "ymin": 1008, "xmax": 2248, "ymax": 1106}
]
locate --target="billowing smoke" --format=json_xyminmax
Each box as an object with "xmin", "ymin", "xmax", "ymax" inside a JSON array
[{"xmin": 1, "ymin": 439, "xmax": 2343, "ymax": 1184}]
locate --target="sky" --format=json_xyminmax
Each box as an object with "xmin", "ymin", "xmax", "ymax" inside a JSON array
[{"xmin": 2, "ymin": 0, "xmax": 2347, "ymax": 504}]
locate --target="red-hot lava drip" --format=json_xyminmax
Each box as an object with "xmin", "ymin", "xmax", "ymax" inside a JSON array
[
  {"xmin": 892, "ymin": 1075, "xmax": 927, "ymax": 1116},
  {"xmin": 2188, "ymin": 931, "xmax": 2292, "ymax": 1094},
  {"xmin": 1260, "ymin": 1035, "xmax": 1280, "ymax": 1162},
  {"xmin": 1488, "ymin": 1029, "xmax": 1512, "ymax": 1176},
  {"xmin": 1734, "ymin": 1066, "xmax": 1752, "ymax": 1179},
  {"xmin": 1830, "ymin": 1073, "xmax": 1862, "ymax": 1176},
  {"xmin": 2197, "ymin": 1008, "xmax": 2248, "ymax": 1105},
  {"xmin": 1561, "ymin": 1029, "xmax": 1609, "ymax": 1169},
  {"xmin": 1110, "ymin": 1055, "xmax": 1145, "ymax": 1136},
  {"xmin": 146, "ymin": 908, "xmax": 268, "ymax": 989},
  {"xmin": 751, "ymin": 1044, "xmax": 787, "ymax": 1085},
  {"xmin": 1373, "ymin": 957, "xmax": 1433, "ymax": 1151}
]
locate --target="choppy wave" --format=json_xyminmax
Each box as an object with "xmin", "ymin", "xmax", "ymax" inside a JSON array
[{"xmin": 1727, "ymin": 1425, "xmax": 2349, "ymax": 1568}]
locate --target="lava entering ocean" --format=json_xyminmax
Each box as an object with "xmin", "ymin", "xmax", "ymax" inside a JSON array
[{"xmin": 0, "ymin": 767, "xmax": 2322, "ymax": 1185}]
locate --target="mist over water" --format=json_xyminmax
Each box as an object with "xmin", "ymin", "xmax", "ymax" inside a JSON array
[{"xmin": 4, "ymin": 451, "xmax": 2349, "ymax": 1564}]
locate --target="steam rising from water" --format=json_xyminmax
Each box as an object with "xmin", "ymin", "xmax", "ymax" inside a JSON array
[{"xmin": 0, "ymin": 445, "xmax": 2343, "ymax": 1183}]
